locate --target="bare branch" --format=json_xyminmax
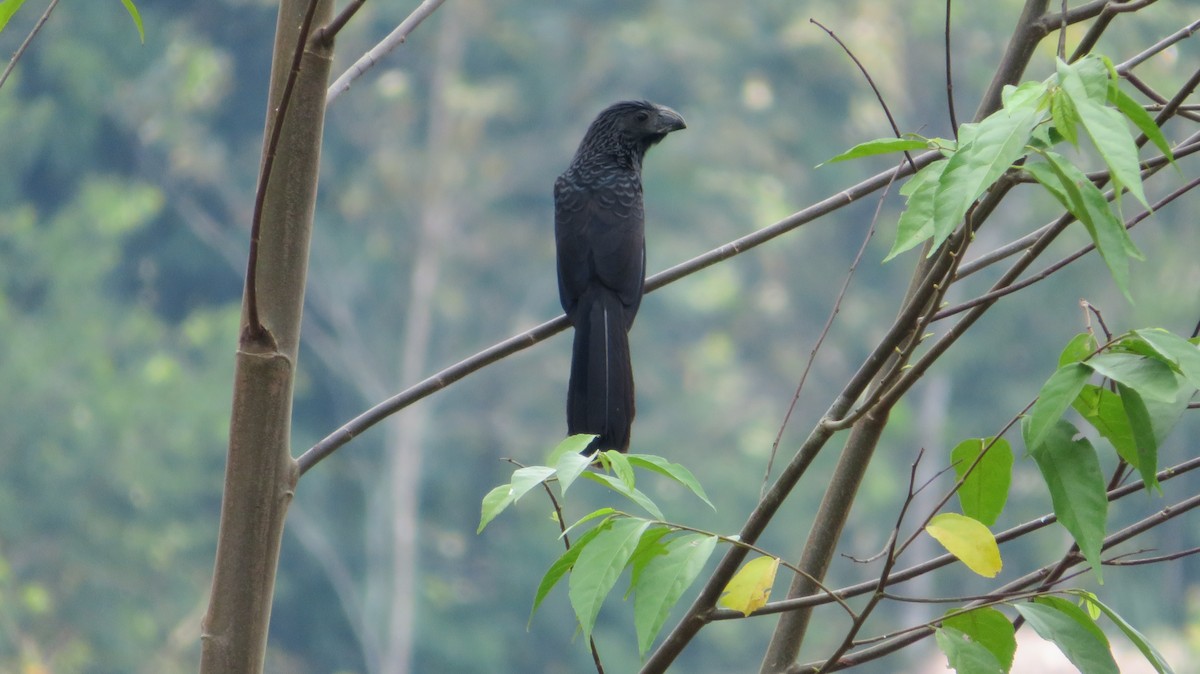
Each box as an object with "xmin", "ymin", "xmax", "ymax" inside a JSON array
[
  {"xmin": 1104, "ymin": 546, "xmax": 1200, "ymax": 566},
  {"xmin": 0, "ymin": 0, "xmax": 61, "ymax": 92},
  {"xmin": 1115, "ymin": 17, "xmax": 1200, "ymax": 73},
  {"xmin": 712, "ymin": 454, "xmax": 1200, "ymax": 621},
  {"xmin": 975, "ymin": 0, "xmax": 1052, "ymax": 120},
  {"xmin": 298, "ymin": 151, "xmax": 943, "ymax": 474},
  {"xmin": 325, "ymin": 0, "xmax": 448, "ymax": 105},
  {"xmin": 310, "ymin": 0, "xmax": 367, "ymax": 48},
  {"xmin": 762, "ymin": 165, "xmax": 893, "ymax": 494},
  {"xmin": 944, "ymin": 0, "xmax": 960, "ymax": 136},
  {"xmin": 791, "ymin": 488, "xmax": 1200, "ymax": 672},
  {"xmin": 810, "ymin": 19, "xmax": 917, "ymax": 174},
  {"xmin": 936, "ymin": 173, "xmax": 1200, "ymax": 320}
]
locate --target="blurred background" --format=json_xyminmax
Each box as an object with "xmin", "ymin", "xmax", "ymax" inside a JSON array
[{"xmin": 1, "ymin": 0, "xmax": 1198, "ymax": 672}]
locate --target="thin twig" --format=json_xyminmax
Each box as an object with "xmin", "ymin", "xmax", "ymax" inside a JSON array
[
  {"xmin": 956, "ymin": 130, "xmax": 1200, "ymax": 282},
  {"xmin": 814, "ymin": 449, "xmax": 926, "ymax": 673},
  {"xmin": 810, "ymin": 19, "xmax": 917, "ymax": 174},
  {"xmin": 791, "ymin": 489, "xmax": 1200, "ymax": 672},
  {"xmin": 1056, "ymin": 0, "xmax": 1067, "ymax": 60},
  {"xmin": 761, "ymin": 164, "xmax": 893, "ymax": 495},
  {"xmin": 893, "ymin": 409, "xmax": 1030, "ymax": 562},
  {"xmin": 1115, "ymin": 17, "xmax": 1200, "ymax": 74},
  {"xmin": 310, "ymin": 0, "xmax": 367, "ymax": 48},
  {"xmin": 943, "ymin": 0, "xmax": 959, "ymax": 136},
  {"xmin": 935, "ymin": 174, "xmax": 1200, "ymax": 320},
  {"xmin": 651, "ymin": 519, "xmax": 860, "ymax": 621},
  {"xmin": 822, "ymin": 194, "xmax": 977, "ymax": 432},
  {"xmin": 0, "ymin": 0, "xmax": 61, "ymax": 92},
  {"xmin": 1104, "ymin": 546, "xmax": 1200, "ymax": 566},
  {"xmin": 1010, "ymin": 455, "xmax": 1131, "ymax": 634},
  {"xmin": 711, "ymin": 454, "xmax": 1200, "ymax": 620},
  {"xmin": 326, "ymin": 0, "xmax": 448, "ymax": 105},
  {"xmin": 510, "ymin": 456, "xmax": 607, "ymax": 673}
]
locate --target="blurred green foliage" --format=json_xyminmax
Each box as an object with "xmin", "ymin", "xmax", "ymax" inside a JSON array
[{"xmin": 1, "ymin": 0, "xmax": 1198, "ymax": 672}]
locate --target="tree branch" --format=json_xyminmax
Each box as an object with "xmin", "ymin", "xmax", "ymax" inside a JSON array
[
  {"xmin": 297, "ymin": 152, "xmax": 942, "ymax": 475},
  {"xmin": 325, "ymin": 0, "xmax": 448, "ymax": 105},
  {"xmin": 790, "ymin": 488, "xmax": 1200, "ymax": 672},
  {"xmin": 0, "ymin": 0, "xmax": 60, "ymax": 92},
  {"xmin": 711, "ymin": 453, "xmax": 1200, "ymax": 620}
]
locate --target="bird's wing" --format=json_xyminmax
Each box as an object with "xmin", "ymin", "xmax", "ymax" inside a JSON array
[{"xmin": 555, "ymin": 172, "xmax": 645, "ymax": 325}]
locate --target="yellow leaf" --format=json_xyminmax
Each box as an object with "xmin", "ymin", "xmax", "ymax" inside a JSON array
[
  {"xmin": 926, "ymin": 513, "xmax": 1003, "ymax": 578},
  {"xmin": 718, "ymin": 556, "xmax": 778, "ymax": 616}
]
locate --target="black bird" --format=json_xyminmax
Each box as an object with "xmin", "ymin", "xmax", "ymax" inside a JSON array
[{"xmin": 554, "ymin": 100, "xmax": 686, "ymax": 453}]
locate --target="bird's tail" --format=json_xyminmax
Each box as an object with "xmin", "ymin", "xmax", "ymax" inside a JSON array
[{"xmin": 567, "ymin": 286, "xmax": 634, "ymax": 453}]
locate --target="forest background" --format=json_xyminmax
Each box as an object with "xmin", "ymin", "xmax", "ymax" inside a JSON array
[{"xmin": 2, "ymin": 0, "xmax": 1199, "ymax": 672}]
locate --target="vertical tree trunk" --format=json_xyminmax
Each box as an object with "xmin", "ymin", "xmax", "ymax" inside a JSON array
[{"xmin": 199, "ymin": 0, "xmax": 334, "ymax": 671}]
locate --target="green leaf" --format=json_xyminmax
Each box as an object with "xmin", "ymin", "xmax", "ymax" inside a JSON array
[
  {"xmin": 822, "ymin": 137, "xmax": 931, "ymax": 164},
  {"xmin": 625, "ymin": 453, "xmax": 715, "ymax": 509},
  {"xmin": 1058, "ymin": 332, "xmax": 1099, "ymax": 367},
  {"xmin": 1085, "ymin": 352, "xmax": 1180, "ymax": 403},
  {"xmin": 935, "ymin": 628, "xmax": 1006, "ymax": 674},
  {"xmin": 627, "ymin": 526, "xmax": 674, "ymax": 589},
  {"xmin": 1023, "ymin": 419, "xmax": 1108, "ymax": 581},
  {"xmin": 1050, "ymin": 88, "xmax": 1082, "ymax": 146},
  {"xmin": 478, "ymin": 484, "xmax": 516, "ymax": 533},
  {"xmin": 928, "ymin": 102, "xmax": 1041, "ymax": 253},
  {"xmin": 1002, "ymin": 80, "xmax": 1050, "ymax": 112},
  {"xmin": 510, "ymin": 465, "xmax": 557, "ymax": 500},
  {"xmin": 1039, "ymin": 596, "xmax": 1114, "ymax": 654},
  {"xmin": 1063, "ymin": 56, "xmax": 1111, "ymax": 103},
  {"xmin": 1014, "ymin": 599, "xmax": 1117, "ymax": 674},
  {"xmin": 1075, "ymin": 377, "xmax": 1187, "ymax": 472},
  {"xmin": 0, "ymin": 0, "xmax": 28, "ymax": 34},
  {"xmin": 886, "ymin": 160, "xmax": 948, "ymax": 260},
  {"xmin": 1027, "ymin": 152, "xmax": 1142, "ymax": 301},
  {"xmin": 560, "ymin": 507, "xmax": 617, "ymax": 541},
  {"xmin": 926, "ymin": 513, "xmax": 1002, "ymax": 578},
  {"xmin": 603, "ymin": 449, "xmax": 636, "ymax": 491},
  {"xmin": 632, "ymin": 533, "xmax": 718, "ymax": 654},
  {"xmin": 951, "ymin": 438, "xmax": 1013, "ymax": 526},
  {"xmin": 1073, "ymin": 385, "xmax": 1140, "ymax": 468},
  {"xmin": 568, "ymin": 517, "xmax": 652, "ymax": 639},
  {"xmin": 548, "ymin": 434, "xmax": 597, "ymax": 465},
  {"xmin": 555, "ymin": 450, "xmax": 594, "ymax": 495},
  {"xmin": 1068, "ymin": 590, "xmax": 1176, "ymax": 674},
  {"xmin": 1059, "ymin": 59, "xmax": 1149, "ymax": 209},
  {"xmin": 120, "ymin": 0, "xmax": 145, "ymax": 44},
  {"xmin": 943, "ymin": 607, "xmax": 1017, "ymax": 672},
  {"xmin": 1026, "ymin": 362, "xmax": 1091, "ymax": 449},
  {"xmin": 1116, "ymin": 383, "xmax": 1159, "ymax": 492},
  {"xmin": 582, "ymin": 471, "xmax": 665, "ymax": 520},
  {"xmin": 1109, "ymin": 86, "xmax": 1175, "ymax": 168},
  {"xmin": 1134, "ymin": 328, "xmax": 1200, "ymax": 390},
  {"xmin": 531, "ymin": 524, "xmax": 605, "ymax": 621}
]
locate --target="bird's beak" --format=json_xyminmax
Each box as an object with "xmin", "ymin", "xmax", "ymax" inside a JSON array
[{"xmin": 654, "ymin": 105, "xmax": 687, "ymax": 133}]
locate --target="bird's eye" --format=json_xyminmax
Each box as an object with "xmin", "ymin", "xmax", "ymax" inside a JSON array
[{"xmin": 635, "ymin": 111, "xmax": 650, "ymax": 122}]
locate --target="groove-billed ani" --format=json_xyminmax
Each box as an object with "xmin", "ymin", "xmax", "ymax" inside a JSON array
[{"xmin": 555, "ymin": 100, "xmax": 686, "ymax": 453}]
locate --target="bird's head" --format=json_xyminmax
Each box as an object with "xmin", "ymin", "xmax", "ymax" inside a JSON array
[
  {"xmin": 611, "ymin": 100, "xmax": 687, "ymax": 146},
  {"xmin": 577, "ymin": 100, "xmax": 686, "ymax": 164}
]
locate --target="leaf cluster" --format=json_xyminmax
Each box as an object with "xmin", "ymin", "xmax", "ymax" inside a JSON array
[{"xmin": 831, "ymin": 55, "xmax": 1173, "ymax": 303}]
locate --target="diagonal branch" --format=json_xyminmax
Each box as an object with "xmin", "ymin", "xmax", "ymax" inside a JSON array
[
  {"xmin": 296, "ymin": 151, "xmax": 942, "ymax": 474},
  {"xmin": 325, "ymin": 0, "xmax": 448, "ymax": 105},
  {"xmin": 0, "ymin": 0, "xmax": 61, "ymax": 92}
]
